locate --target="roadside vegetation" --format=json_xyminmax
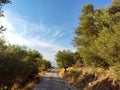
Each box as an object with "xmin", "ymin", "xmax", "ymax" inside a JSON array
[
  {"xmin": 0, "ymin": 37, "xmax": 51, "ymax": 90},
  {"xmin": 1, "ymin": 0, "xmax": 120, "ymax": 90},
  {"xmin": 56, "ymin": 0, "xmax": 120, "ymax": 90}
]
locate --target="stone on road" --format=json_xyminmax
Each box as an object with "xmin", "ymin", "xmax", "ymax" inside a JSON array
[{"xmin": 33, "ymin": 69, "xmax": 76, "ymax": 90}]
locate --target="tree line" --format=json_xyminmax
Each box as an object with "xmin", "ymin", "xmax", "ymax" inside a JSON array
[
  {"xmin": 55, "ymin": 0, "xmax": 120, "ymax": 79},
  {"xmin": 0, "ymin": 39, "xmax": 51, "ymax": 89},
  {"xmin": 0, "ymin": 1, "xmax": 51, "ymax": 89}
]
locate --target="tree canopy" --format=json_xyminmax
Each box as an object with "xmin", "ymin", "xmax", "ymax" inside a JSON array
[
  {"xmin": 55, "ymin": 50, "xmax": 76, "ymax": 68},
  {"xmin": 73, "ymin": 0, "xmax": 120, "ymax": 76},
  {"xmin": 0, "ymin": 38, "xmax": 51, "ymax": 89}
]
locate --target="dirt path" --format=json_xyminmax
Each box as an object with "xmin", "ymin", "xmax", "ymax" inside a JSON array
[{"xmin": 32, "ymin": 69, "xmax": 76, "ymax": 90}]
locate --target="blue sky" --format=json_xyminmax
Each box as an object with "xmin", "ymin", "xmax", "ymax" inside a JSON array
[{"xmin": 1, "ymin": 0, "xmax": 112, "ymax": 66}]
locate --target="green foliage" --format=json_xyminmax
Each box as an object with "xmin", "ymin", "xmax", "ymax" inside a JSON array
[
  {"xmin": 74, "ymin": 4, "xmax": 98, "ymax": 47},
  {"xmin": 39, "ymin": 59, "xmax": 51, "ymax": 71},
  {"xmin": 73, "ymin": 52, "xmax": 82, "ymax": 62},
  {"xmin": 108, "ymin": 0, "xmax": 120, "ymax": 14},
  {"xmin": 0, "ymin": 39, "xmax": 51, "ymax": 89},
  {"xmin": 55, "ymin": 50, "xmax": 75, "ymax": 68},
  {"xmin": 74, "ymin": 52, "xmax": 83, "ymax": 67},
  {"xmin": 74, "ymin": 0, "xmax": 120, "ymax": 70}
]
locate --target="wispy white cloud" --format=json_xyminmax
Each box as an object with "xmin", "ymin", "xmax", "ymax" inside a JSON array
[
  {"xmin": 2, "ymin": 10, "xmax": 64, "ymax": 43},
  {"xmin": 0, "ymin": 10, "xmax": 75, "ymax": 64},
  {"xmin": 1, "ymin": 10, "xmax": 64, "ymax": 50}
]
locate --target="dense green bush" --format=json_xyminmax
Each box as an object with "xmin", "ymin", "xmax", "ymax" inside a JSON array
[
  {"xmin": 73, "ymin": 0, "xmax": 120, "ymax": 79},
  {"xmin": 55, "ymin": 50, "xmax": 76, "ymax": 68},
  {"xmin": 74, "ymin": 0, "xmax": 120, "ymax": 69},
  {"xmin": 39, "ymin": 59, "xmax": 51, "ymax": 71},
  {"xmin": 0, "ymin": 39, "xmax": 51, "ymax": 89}
]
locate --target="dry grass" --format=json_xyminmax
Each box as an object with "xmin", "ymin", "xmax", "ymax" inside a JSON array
[
  {"xmin": 11, "ymin": 79, "xmax": 37, "ymax": 90},
  {"xmin": 20, "ymin": 71, "xmax": 46, "ymax": 90},
  {"xmin": 58, "ymin": 68, "xmax": 65, "ymax": 78},
  {"xmin": 21, "ymin": 81, "xmax": 37, "ymax": 90},
  {"xmin": 59, "ymin": 67, "xmax": 120, "ymax": 90}
]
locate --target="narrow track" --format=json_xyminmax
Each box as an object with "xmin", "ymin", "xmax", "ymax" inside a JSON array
[{"xmin": 32, "ymin": 69, "xmax": 76, "ymax": 90}]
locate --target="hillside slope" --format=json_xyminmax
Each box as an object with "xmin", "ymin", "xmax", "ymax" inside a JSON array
[{"xmin": 59, "ymin": 67, "xmax": 120, "ymax": 90}]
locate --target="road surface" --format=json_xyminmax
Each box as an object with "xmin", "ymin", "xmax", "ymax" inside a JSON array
[{"xmin": 33, "ymin": 69, "xmax": 76, "ymax": 90}]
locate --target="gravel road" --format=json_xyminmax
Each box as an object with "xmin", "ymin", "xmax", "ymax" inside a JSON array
[{"xmin": 32, "ymin": 69, "xmax": 76, "ymax": 90}]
